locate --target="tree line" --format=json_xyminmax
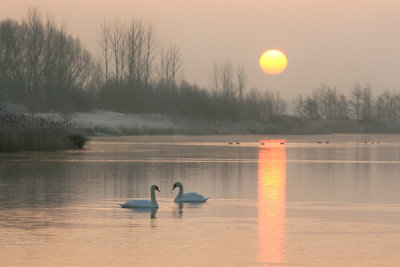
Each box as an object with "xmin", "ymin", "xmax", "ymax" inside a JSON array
[
  {"xmin": 293, "ymin": 83, "xmax": 400, "ymax": 128},
  {"xmin": 0, "ymin": 9, "xmax": 97, "ymax": 111},
  {"xmin": 1, "ymin": 9, "xmax": 400, "ymax": 130},
  {"xmin": 0, "ymin": 9, "xmax": 285, "ymax": 123}
]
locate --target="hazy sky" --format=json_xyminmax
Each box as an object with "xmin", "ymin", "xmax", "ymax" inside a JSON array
[{"xmin": 2, "ymin": 0, "xmax": 400, "ymax": 99}]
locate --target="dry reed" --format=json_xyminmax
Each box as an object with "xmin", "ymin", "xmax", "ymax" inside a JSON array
[{"xmin": 0, "ymin": 108, "xmax": 87, "ymax": 152}]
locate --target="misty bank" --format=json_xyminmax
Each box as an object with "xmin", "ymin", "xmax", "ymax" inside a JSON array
[
  {"xmin": 39, "ymin": 111, "xmax": 392, "ymax": 137},
  {"xmin": 3, "ymin": 109, "xmax": 399, "ymax": 152}
]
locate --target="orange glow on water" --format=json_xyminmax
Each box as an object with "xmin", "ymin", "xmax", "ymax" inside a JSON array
[
  {"xmin": 258, "ymin": 142, "xmax": 286, "ymax": 265},
  {"xmin": 259, "ymin": 139, "xmax": 286, "ymax": 146}
]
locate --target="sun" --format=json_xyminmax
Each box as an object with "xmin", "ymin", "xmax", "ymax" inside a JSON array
[{"xmin": 259, "ymin": 49, "xmax": 287, "ymax": 75}]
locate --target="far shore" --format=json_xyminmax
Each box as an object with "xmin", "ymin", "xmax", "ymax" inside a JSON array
[
  {"xmin": 51, "ymin": 110, "xmax": 400, "ymax": 137},
  {"xmin": 2, "ymin": 108, "xmax": 400, "ymax": 153}
]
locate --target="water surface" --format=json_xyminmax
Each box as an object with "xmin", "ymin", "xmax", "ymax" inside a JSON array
[{"xmin": 1, "ymin": 134, "xmax": 400, "ymax": 266}]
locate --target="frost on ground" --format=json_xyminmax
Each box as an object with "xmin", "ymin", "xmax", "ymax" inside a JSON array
[
  {"xmin": 73, "ymin": 111, "xmax": 185, "ymax": 135},
  {"xmin": 36, "ymin": 111, "xmax": 267, "ymax": 136}
]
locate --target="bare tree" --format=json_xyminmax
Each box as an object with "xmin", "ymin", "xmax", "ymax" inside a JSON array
[
  {"xmin": 260, "ymin": 90, "xmax": 286, "ymax": 121},
  {"xmin": 211, "ymin": 60, "xmax": 236, "ymax": 100},
  {"xmin": 236, "ymin": 65, "xmax": 247, "ymax": 105},
  {"xmin": 303, "ymin": 95, "xmax": 320, "ymax": 120},
  {"xmin": 110, "ymin": 20, "xmax": 125, "ymax": 85},
  {"xmin": 337, "ymin": 94, "xmax": 349, "ymax": 119},
  {"xmin": 350, "ymin": 83, "xmax": 362, "ymax": 121},
  {"xmin": 157, "ymin": 44, "xmax": 183, "ymax": 89},
  {"xmin": 318, "ymin": 84, "xmax": 339, "ymax": 119},
  {"xmin": 382, "ymin": 89, "xmax": 397, "ymax": 122},
  {"xmin": 0, "ymin": 8, "xmax": 95, "ymax": 110},
  {"xmin": 293, "ymin": 95, "xmax": 305, "ymax": 119},
  {"xmin": 97, "ymin": 20, "xmax": 111, "ymax": 87},
  {"xmin": 220, "ymin": 61, "xmax": 235, "ymax": 99},
  {"xmin": 0, "ymin": 19, "xmax": 24, "ymax": 100},
  {"xmin": 243, "ymin": 88, "xmax": 285, "ymax": 122},
  {"xmin": 210, "ymin": 62, "xmax": 220, "ymax": 95},
  {"xmin": 143, "ymin": 23, "xmax": 156, "ymax": 88},
  {"xmin": 244, "ymin": 88, "xmax": 260, "ymax": 119},
  {"xmin": 122, "ymin": 19, "xmax": 157, "ymax": 88},
  {"xmin": 361, "ymin": 85, "xmax": 373, "ymax": 121}
]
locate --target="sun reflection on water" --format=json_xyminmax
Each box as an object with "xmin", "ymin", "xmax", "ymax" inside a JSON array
[{"xmin": 258, "ymin": 140, "xmax": 286, "ymax": 266}]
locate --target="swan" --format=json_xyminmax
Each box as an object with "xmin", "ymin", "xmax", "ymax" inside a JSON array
[
  {"xmin": 172, "ymin": 182, "xmax": 209, "ymax": 203},
  {"xmin": 120, "ymin": 185, "xmax": 160, "ymax": 208}
]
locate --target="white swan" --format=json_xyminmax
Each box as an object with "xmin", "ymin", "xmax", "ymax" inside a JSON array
[
  {"xmin": 120, "ymin": 185, "xmax": 160, "ymax": 208},
  {"xmin": 173, "ymin": 182, "xmax": 209, "ymax": 203}
]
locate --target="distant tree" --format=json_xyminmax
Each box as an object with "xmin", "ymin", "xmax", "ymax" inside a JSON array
[
  {"xmin": 220, "ymin": 61, "xmax": 235, "ymax": 100},
  {"xmin": 98, "ymin": 18, "xmax": 157, "ymax": 89},
  {"xmin": 0, "ymin": 8, "xmax": 95, "ymax": 111},
  {"xmin": 142, "ymin": 23, "xmax": 156, "ymax": 88},
  {"xmin": 125, "ymin": 20, "xmax": 156, "ymax": 88},
  {"xmin": 244, "ymin": 88, "xmax": 260, "ymax": 120},
  {"xmin": 260, "ymin": 90, "xmax": 286, "ymax": 121},
  {"xmin": 337, "ymin": 94, "xmax": 349, "ymax": 119},
  {"xmin": 318, "ymin": 84, "xmax": 339, "ymax": 119},
  {"xmin": 303, "ymin": 95, "xmax": 320, "ymax": 120},
  {"xmin": 236, "ymin": 64, "xmax": 247, "ymax": 108},
  {"xmin": 243, "ymin": 88, "xmax": 285, "ymax": 122},
  {"xmin": 375, "ymin": 89, "xmax": 399, "ymax": 124},
  {"xmin": 293, "ymin": 95, "xmax": 305, "ymax": 119},
  {"xmin": 0, "ymin": 19, "xmax": 23, "ymax": 101},
  {"xmin": 157, "ymin": 44, "xmax": 183, "ymax": 90},
  {"xmin": 211, "ymin": 60, "xmax": 248, "ymax": 106},
  {"xmin": 110, "ymin": 20, "xmax": 125, "ymax": 85},
  {"xmin": 350, "ymin": 83, "xmax": 362, "ymax": 121},
  {"xmin": 361, "ymin": 85, "xmax": 373, "ymax": 121},
  {"xmin": 97, "ymin": 20, "xmax": 111, "ymax": 87}
]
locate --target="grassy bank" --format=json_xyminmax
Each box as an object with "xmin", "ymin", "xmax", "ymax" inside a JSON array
[
  {"xmin": 69, "ymin": 111, "xmax": 400, "ymax": 136},
  {"xmin": 65, "ymin": 111, "xmax": 364, "ymax": 136},
  {"xmin": 0, "ymin": 109, "xmax": 87, "ymax": 152}
]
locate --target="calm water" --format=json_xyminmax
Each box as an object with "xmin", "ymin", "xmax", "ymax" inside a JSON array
[{"xmin": 1, "ymin": 134, "xmax": 400, "ymax": 266}]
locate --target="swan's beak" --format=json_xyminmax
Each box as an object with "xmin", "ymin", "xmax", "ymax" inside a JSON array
[
  {"xmin": 172, "ymin": 185, "xmax": 176, "ymax": 190},
  {"xmin": 156, "ymin": 188, "xmax": 160, "ymax": 192}
]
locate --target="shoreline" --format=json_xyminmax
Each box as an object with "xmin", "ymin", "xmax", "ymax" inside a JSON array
[
  {"xmin": 2, "ymin": 109, "xmax": 400, "ymax": 152},
  {"xmin": 67, "ymin": 111, "xmax": 400, "ymax": 137}
]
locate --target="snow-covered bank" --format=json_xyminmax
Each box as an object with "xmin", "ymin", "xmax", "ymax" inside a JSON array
[
  {"xmin": 72, "ymin": 112, "xmax": 187, "ymax": 135},
  {"xmin": 35, "ymin": 110, "xmax": 383, "ymax": 137},
  {"xmin": 37, "ymin": 111, "xmax": 277, "ymax": 136}
]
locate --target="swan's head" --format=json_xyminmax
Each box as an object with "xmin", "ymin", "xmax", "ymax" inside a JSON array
[
  {"xmin": 172, "ymin": 182, "xmax": 182, "ymax": 190},
  {"xmin": 151, "ymin": 185, "xmax": 160, "ymax": 192}
]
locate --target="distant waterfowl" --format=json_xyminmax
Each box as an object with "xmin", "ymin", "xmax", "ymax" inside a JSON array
[
  {"xmin": 173, "ymin": 182, "xmax": 209, "ymax": 203},
  {"xmin": 261, "ymin": 142, "xmax": 265, "ymax": 145},
  {"xmin": 120, "ymin": 185, "xmax": 160, "ymax": 208},
  {"xmin": 317, "ymin": 141, "xmax": 322, "ymax": 144},
  {"xmin": 229, "ymin": 141, "xmax": 233, "ymax": 144},
  {"xmin": 280, "ymin": 142, "xmax": 285, "ymax": 145},
  {"xmin": 236, "ymin": 141, "xmax": 240, "ymax": 144}
]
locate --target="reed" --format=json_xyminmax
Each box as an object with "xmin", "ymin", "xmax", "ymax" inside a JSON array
[{"xmin": 0, "ymin": 108, "xmax": 87, "ymax": 152}]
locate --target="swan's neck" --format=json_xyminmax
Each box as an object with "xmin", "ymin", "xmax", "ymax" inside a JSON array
[
  {"xmin": 151, "ymin": 188, "xmax": 158, "ymax": 205},
  {"xmin": 177, "ymin": 184, "xmax": 183, "ymax": 198}
]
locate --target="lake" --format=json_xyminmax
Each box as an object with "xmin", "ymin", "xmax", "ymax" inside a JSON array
[{"xmin": 1, "ymin": 134, "xmax": 400, "ymax": 266}]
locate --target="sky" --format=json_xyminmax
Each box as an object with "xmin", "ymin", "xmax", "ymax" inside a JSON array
[{"xmin": 2, "ymin": 0, "xmax": 400, "ymax": 99}]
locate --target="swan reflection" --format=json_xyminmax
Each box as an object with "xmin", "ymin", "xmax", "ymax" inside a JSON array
[
  {"xmin": 258, "ymin": 140, "xmax": 286, "ymax": 265},
  {"xmin": 173, "ymin": 202, "xmax": 184, "ymax": 218},
  {"xmin": 150, "ymin": 207, "xmax": 157, "ymax": 219},
  {"xmin": 128, "ymin": 207, "xmax": 158, "ymax": 219}
]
